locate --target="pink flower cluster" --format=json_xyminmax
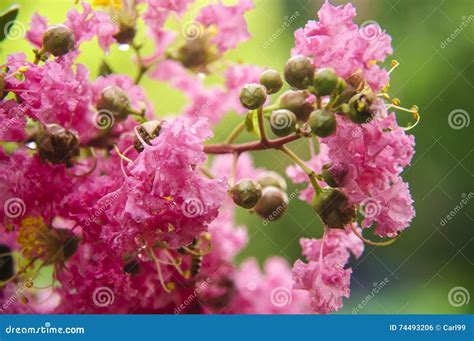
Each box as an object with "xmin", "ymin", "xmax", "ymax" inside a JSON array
[{"xmin": 0, "ymin": 0, "xmax": 417, "ymax": 315}]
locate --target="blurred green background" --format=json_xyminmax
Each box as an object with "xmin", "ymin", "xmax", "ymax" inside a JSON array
[{"xmin": 1, "ymin": 0, "xmax": 472, "ymax": 314}]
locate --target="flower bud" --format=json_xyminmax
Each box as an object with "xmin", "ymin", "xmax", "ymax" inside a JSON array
[
  {"xmin": 259, "ymin": 69, "xmax": 283, "ymax": 94},
  {"xmin": 42, "ymin": 24, "xmax": 75, "ymax": 57},
  {"xmin": 284, "ymin": 55, "xmax": 315, "ymax": 90},
  {"xmin": 113, "ymin": 23, "xmax": 137, "ymax": 44},
  {"xmin": 37, "ymin": 123, "xmax": 80, "ymax": 167},
  {"xmin": 97, "ymin": 86, "xmax": 131, "ymax": 121},
  {"xmin": 0, "ymin": 74, "xmax": 6, "ymax": 100},
  {"xmin": 134, "ymin": 120, "xmax": 164, "ymax": 152},
  {"xmin": 257, "ymin": 171, "xmax": 287, "ymax": 191},
  {"xmin": 308, "ymin": 109, "xmax": 337, "ymax": 137},
  {"xmin": 254, "ymin": 186, "xmax": 288, "ymax": 221},
  {"xmin": 269, "ymin": 109, "xmax": 297, "ymax": 137},
  {"xmin": 278, "ymin": 90, "xmax": 314, "ymax": 122},
  {"xmin": 239, "ymin": 83, "xmax": 267, "ymax": 110},
  {"xmin": 55, "ymin": 229, "xmax": 80, "ymax": 262},
  {"xmin": 123, "ymin": 257, "xmax": 141, "ymax": 276},
  {"xmin": 313, "ymin": 68, "xmax": 338, "ymax": 96},
  {"xmin": 231, "ymin": 178, "xmax": 262, "ymax": 209},
  {"xmin": 348, "ymin": 92, "xmax": 377, "ymax": 124},
  {"xmin": 174, "ymin": 34, "xmax": 218, "ymax": 70},
  {"xmin": 312, "ymin": 188, "xmax": 355, "ymax": 229},
  {"xmin": 0, "ymin": 244, "xmax": 14, "ymax": 281}
]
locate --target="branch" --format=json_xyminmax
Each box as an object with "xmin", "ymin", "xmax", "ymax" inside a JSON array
[{"xmin": 204, "ymin": 133, "xmax": 302, "ymax": 154}]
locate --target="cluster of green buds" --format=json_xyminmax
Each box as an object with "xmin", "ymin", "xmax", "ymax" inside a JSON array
[{"xmin": 231, "ymin": 172, "xmax": 289, "ymax": 222}]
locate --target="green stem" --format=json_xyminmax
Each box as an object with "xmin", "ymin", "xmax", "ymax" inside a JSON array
[
  {"xmin": 257, "ymin": 106, "xmax": 269, "ymax": 145},
  {"xmin": 224, "ymin": 121, "xmax": 246, "ymax": 144},
  {"xmin": 278, "ymin": 145, "xmax": 321, "ymax": 193}
]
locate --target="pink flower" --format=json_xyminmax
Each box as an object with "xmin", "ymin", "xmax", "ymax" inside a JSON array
[
  {"xmin": 98, "ymin": 116, "xmax": 227, "ymax": 251},
  {"xmin": 300, "ymin": 226, "xmax": 364, "ymax": 265},
  {"xmin": 228, "ymin": 257, "xmax": 311, "ymax": 314},
  {"xmin": 322, "ymin": 114, "xmax": 415, "ymax": 237},
  {"xmin": 197, "ymin": 0, "xmax": 254, "ymax": 52},
  {"xmin": 293, "ymin": 255, "xmax": 352, "ymax": 314},
  {"xmin": 26, "ymin": 12, "xmax": 48, "ymax": 48},
  {"xmin": 0, "ymin": 100, "xmax": 27, "ymax": 142},
  {"xmin": 292, "ymin": 1, "xmax": 393, "ymax": 91}
]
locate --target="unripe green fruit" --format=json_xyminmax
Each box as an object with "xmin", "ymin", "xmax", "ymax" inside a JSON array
[
  {"xmin": 239, "ymin": 83, "xmax": 267, "ymax": 110},
  {"xmin": 254, "ymin": 186, "xmax": 289, "ymax": 221},
  {"xmin": 348, "ymin": 93, "xmax": 376, "ymax": 124},
  {"xmin": 42, "ymin": 24, "xmax": 75, "ymax": 56},
  {"xmin": 97, "ymin": 86, "xmax": 131, "ymax": 121},
  {"xmin": 313, "ymin": 68, "xmax": 338, "ymax": 96},
  {"xmin": 278, "ymin": 90, "xmax": 314, "ymax": 122},
  {"xmin": 257, "ymin": 171, "xmax": 287, "ymax": 191},
  {"xmin": 269, "ymin": 109, "xmax": 297, "ymax": 137},
  {"xmin": 231, "ymin": 178, "xmax": 263, "ymax": 209},
  {"xmin": 308, "ymin": 109, "xmax": 337, "ymax": 137},
  {"xmin": 312, "ymin": 188, "xmax": 355, "ymax": 229},
  {"xmin": 284, "ymin": 55, "xmax": 315, "ymax": 90},
  {"xmin": 259, "ymin": 69, "xmax": 283, "ymax": 94}
]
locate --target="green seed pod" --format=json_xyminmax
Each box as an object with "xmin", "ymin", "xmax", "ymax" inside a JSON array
[
  {"xmin": 0, "ymin": 244, "xmax": 14, "ymax": 281},
  {"xmin": 312, "ymin": 188, "xmax": 355, "ymax": 229},
  {"xmin": 259, "ymin": 69, "xmax": 283, "ymax": 94},
  {"xmin": 134, "ymin": 120, "xmax": 164, "ymax": 152},
  {"xmin": 42, "ymin": 24, "xmax": 75, "ymax": 57},
  {"xmin": 231, "ymin": 178, "xmax": 263, "ymax": 209},
  {"xmin": 257, "ymin": 171, "xmax": 287, "ymax": 191},
  {"xmin": 269, "ymin": 109, "xmax": 297, "ymax": 137},
  {"xmin": 313, "ymin": 68, "xmax": 338, "ymax": 96},
  {"xmin": 348, "ymin": 92, "xmax": 377, "ymax": 124},
  {"xmin": 254, "ymin": 186, "xmax": 289, "ymax": 221},
  {"xmin": 37, "ymin": 123, "xmax": 80, "ymax": 167},
  {"xmin": 308, "ymin": 109, "xmax": 337, "ymax": 137},
  {"xmin": 284, "ymin": 55, "xmax": 315, "ymax": 90},
  {"xmin": 97, "ymin": 85, "xmax": 131, "ymax": 121},
  {"xmin": 239, "ymin": 83, "xmax": 267, "ymax": 110},
  {"xmin": 278, "ymin": 90, "xmax": 314, "ymax": 122}
]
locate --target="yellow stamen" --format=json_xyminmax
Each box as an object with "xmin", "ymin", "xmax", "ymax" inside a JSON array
[
  {"xmin": 392, "ymin": 98, "xmax": 401, "ymax": 106},
  {"xmin": 388, "ymin": 60, "xmax": 400, "ymax": 74}
]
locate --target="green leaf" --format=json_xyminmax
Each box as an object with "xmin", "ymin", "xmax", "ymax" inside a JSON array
[
  {"xmin": 98, "ymin": 60, "xmax": 114, "ymax": 77},
  {"xmin": 0, "ymin": 5, "xmax": 20, "ymax": 43}
]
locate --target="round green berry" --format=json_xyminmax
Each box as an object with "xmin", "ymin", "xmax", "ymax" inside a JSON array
[{"xmin": 308, "ymin": 109, "xmax": 337, "ymax": 137}]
